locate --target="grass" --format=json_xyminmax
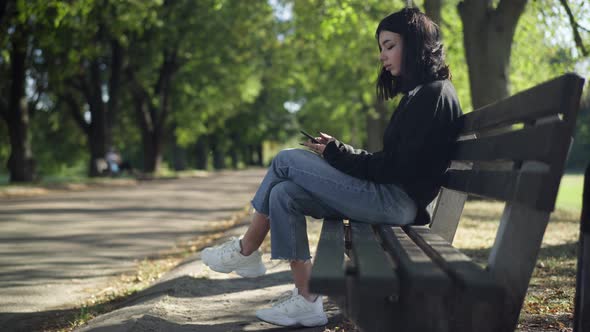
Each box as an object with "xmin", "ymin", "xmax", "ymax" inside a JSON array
[
  {"xmin": 455, "ymin": 201, "xmax": 580, "ymax": 331},
  {"xmin": 556, "ymin": 173, "xmax": 585, "ymax": 212}
]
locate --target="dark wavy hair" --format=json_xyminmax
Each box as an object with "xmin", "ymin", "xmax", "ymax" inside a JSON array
[{"xmin": 376, "ymin": 8, "xmax": 451, "ymax": 100}]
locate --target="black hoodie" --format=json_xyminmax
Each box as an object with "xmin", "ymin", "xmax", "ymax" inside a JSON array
[{"xmin": 322, "ymin": 79, "xmax": 463, "ymax": 224}]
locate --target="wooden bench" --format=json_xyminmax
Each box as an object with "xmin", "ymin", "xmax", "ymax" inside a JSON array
[{"xmin": 310, "ymin": 73, "xmax": 585, "ymax": 332}]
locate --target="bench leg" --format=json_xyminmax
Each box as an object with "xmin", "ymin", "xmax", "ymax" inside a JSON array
[
  {"xmin": 487, "ymin": 203, "xmax": 551, "ymax": 331},
  {"xmin": 574, "ymin": 163, "xmax": 590, "ymax": 332}
]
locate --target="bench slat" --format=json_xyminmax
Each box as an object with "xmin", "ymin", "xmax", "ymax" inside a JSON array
[
  {"xmin": 444, "ymin": 169, "xmax": 551, "ymax": 211},
  {"xmin": 454, "ymin": 121, "xmax": 568, "ymax": 164},
  {"xmin": 309, "ymin": 219, "xmax": 346, "ymax": 296},
  {"xmin": 405, "ymin": 226, "xmax": 505, "ymax": 332},
  {"xmin": 460, "ymin": 73, "xmax": 583, "ymax": 134},
  {"xmin": 349, "ymin": 222, "xmax": 399, "ymax": 296},
  {"xmin": 406, "ymin": 226, "xmax": 503, "ymax": 296},
  {"xmin": 376, "ymin": 226, "xmax": 451, "ymax": 294},
  {"xmin": 430, "ymin": 188, "xmax": 468, "ymax": 243}
]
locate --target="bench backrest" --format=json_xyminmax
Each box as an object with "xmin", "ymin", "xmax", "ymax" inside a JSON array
[{"xmin": 430, "ymin": 73, "xmax": 585, "ymax": 330}]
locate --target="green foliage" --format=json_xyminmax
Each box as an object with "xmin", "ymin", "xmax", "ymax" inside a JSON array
[
  {"xmin": 510, "ymin": 1, "xmax": 578, "ymax": 94},
  {"xmin": 288, "ymin": 0, "xmax": 400, "ymax": 147},
  {"xmin": 30, "ymin": 107, "xmax": 88, "ymax": 176},
  {"xmin": 1, "ymin": 0, "xmax": 588, "ymax": 177}
]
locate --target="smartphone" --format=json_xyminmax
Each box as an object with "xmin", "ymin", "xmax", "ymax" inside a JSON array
[{"xmin": 300, "ymin": 130, "xmax": 320, "ymax": 144}]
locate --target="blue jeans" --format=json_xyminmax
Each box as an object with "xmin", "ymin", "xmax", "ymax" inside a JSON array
[{"xmin": 251, "ymin": 149, "xmax": 417, "ymax": 260}]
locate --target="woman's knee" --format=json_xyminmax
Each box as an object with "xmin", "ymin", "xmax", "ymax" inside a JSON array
[
  {"xmin": 272, "ymin": 148, "xmax": 309, "ymax": 167},
  {"xmin": 268, "ymin": 181, "xmax": 298, "ymax": 207}
]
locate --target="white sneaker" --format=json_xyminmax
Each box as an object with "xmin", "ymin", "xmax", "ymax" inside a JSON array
[
  {"xmin": 256, "ymin": 288, "xmax": 328, "ymax": 327},
  {"xmin": 201, "ymin": 237, "xmax": 266, "ymax": 278}
]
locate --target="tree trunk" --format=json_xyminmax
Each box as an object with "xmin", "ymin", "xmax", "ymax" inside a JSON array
[
  {"xmin": 142, "ymin": 131, "xmax": 162, "ymax": 173},
  {"xmin": 132, "ymin": 97, "xmax": 162, "ymax": 174},
  {"xmin": 172, "ymin": 143, "xmax": 187, "ymax": 171},
  {"xmin": 195, "ymin": 136, "xmax": 209, "ymax": 170},
  {"xmin": 424, "ymin": 0, "xmax": 442, "ymax": 25},
  {"xmin": 211, "ymin": 138, "xmax": 226, "ymax": 170},
  {"xmin": 170, "ymin": 122, "xmax": 186, "ymax": 171},
  {"xmin": 244, "ymin": 144, "xmax": 254, "ymax": 166},
  {"xmin": 458, "ymin": 0, "xmax": 527, "ymax": 109},
  {"xmin": 229, "ymin": 132, "xmax": 239, "ymax": 169},
  {"xmin": 5, "ymin": 26, "xmax": 35, "ymax": 182},
  {"xmin": 65, "ymin": 40, "xmax": 122, "ymax": 177},
  {"xmin": 106, "ymin": 39, "xmax": 123, "ymax": 150},
  {"xmin": 256, "ymin": 143, "xmax": 263, "ymax": 166},
  {"xmin": 126, "ymin": 49, "xmax": 177, "ymax": 174},
  {"xmin": 365, "ymin": 102, "xmax": 388, "ymax": 152},
  {"xmin": 230, "ymin": 148, "xmax": 239, "ymax": 169},
  {"xmin": 87, "ymin": 85, "xmax": 108, "ymax": 177},
  {"xmin": 210, "ymin": 134, "xmax": 227, "ymax": 169}
]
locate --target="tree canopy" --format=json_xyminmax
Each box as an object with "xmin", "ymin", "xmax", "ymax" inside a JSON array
[{"xmin": 0, "ymin": 0, "xmax": 588, "ymax": 182}]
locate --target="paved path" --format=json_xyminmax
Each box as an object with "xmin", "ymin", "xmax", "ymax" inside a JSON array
[
  {"xmin": 74, "ymin": 221, "xmax": 342, "ymax": 332},
  {"xmin": 0, "ymin": 169, "xmax": 266, "ymax": 329}
]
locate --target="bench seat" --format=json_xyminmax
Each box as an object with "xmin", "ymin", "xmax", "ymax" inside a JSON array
[{"xmin": 310, "ymin": 219, "xmax": 504, "ymax": 331}]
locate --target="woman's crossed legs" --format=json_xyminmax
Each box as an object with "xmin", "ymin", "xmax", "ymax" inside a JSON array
[{"xmin": 201, "ymin": 149, "xmax": 416, "ymax": 326}]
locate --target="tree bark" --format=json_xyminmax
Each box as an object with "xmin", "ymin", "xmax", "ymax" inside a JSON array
[
  {"xmin": 458, "ymin": 0, "xmax": 528, "ymax": 109},
  {"xmin": 66, "ymin": 38, "xmax": 123, "ymax": 177},
  {"xmin": 424, "ymin": 0, "xmax": 442, "ymax": 25},
  {"xmin": 244, "ymin": 144, "xmax": 254, "ymax": 166},
  {"xmin": 171, "ymin": 124, "xmax": 186, "ymax": 171},
  {"xmin": 558, "ymin": 0, "xmax": 588, "ymax": 57},
  {"xmin": 195, "ymin": 136, "xmax": 209, "ymax": 170},
  {"xmin": 106, "ymin": 39, "xmax": 123, "ymax": 148},
  {"xmin": 126, "ymin": 49, "xmax": 177, "ymax": 174},
  {"xmin": 86, "ymin": 59, "xmax": 109, "ymax": 176},
  {"xmin": 255, "ymin": 143, "xmax": 263, "ymax": 166},
  {"xmin": 130, "ymin": 94, "xmax": 161, "ymax": 173},
  {"xmin": 211, "ymin": 139, "xmax": 226, "ymax": 170},
  {"xmin": 5, "ymin": 27, "xmax": 35, "ymax": 182},
  {"xmin": 229, "ymin": 132, "xmax": 240, "ymax": 169}
]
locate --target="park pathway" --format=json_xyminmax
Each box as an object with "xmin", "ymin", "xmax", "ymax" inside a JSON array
[
  {"xmin": 0, "ymin": 169, "xmax": 267, "ymax": 328},
  {"xmin": 0, "ymin": 168, "xmax": 344, "ymax": 331}
]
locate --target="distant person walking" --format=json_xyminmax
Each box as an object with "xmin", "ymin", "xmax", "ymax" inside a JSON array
[{"xmin": 201, "ymin": 8, "xmax": 462, "ymax": 327}]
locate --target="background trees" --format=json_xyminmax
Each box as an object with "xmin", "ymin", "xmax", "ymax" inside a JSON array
[{"xmin": 0, "ymin": 0, "xmax": 588, "ymax": 183}]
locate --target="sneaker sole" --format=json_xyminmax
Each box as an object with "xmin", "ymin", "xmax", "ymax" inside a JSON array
[
  {"xmin": 235, "ymin": 265, "xmax": 266, "ymax": 278},
  {"xmin": 205, "ymin": 263, "xmax": 266, "ymax": 278},
  {"xmin": 256, "ymin": 311, "xmax": 328, "ymax": 327}
]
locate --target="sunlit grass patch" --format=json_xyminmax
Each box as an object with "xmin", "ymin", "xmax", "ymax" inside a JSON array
[{"xmin": 556, "ymin": 173, "xmax": 584, "ymax": 213}]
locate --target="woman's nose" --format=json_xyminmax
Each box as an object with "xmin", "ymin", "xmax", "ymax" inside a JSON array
[{"xmin": 379, "ymin": 52, "xmax": 386, "ymax": 61}]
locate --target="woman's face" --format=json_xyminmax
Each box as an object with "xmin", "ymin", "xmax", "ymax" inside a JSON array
[{"xmin": 378, "ymin": 31, "xmax": 404, "ymax": 77}]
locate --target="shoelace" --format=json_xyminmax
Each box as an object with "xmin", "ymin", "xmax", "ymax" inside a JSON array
[
  {"xmin": 213, "ymin": 237, "xmax": 238, "ymax": 255},
  {"xmin": 269, "ymin": 289, "xmax": 296, "ymax": 307}
]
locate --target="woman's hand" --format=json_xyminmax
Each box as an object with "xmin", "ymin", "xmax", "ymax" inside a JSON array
[
  {"xmin": 317, "ymin": 132, "xmax": 335, "ymax": 145},
  {"xmin": 301, "ymin": 132, "xmax": 335, "ymax": 155}
]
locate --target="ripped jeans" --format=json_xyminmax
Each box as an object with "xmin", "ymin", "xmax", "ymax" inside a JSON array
[{"xmin": 250, "ymin": 149, "xmax": 417, "ymax": 261}]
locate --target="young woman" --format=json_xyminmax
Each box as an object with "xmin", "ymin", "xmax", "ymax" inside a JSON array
[{"xmin": 201, "ymin": 7, "xmax": 463, "ymax": 327}]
